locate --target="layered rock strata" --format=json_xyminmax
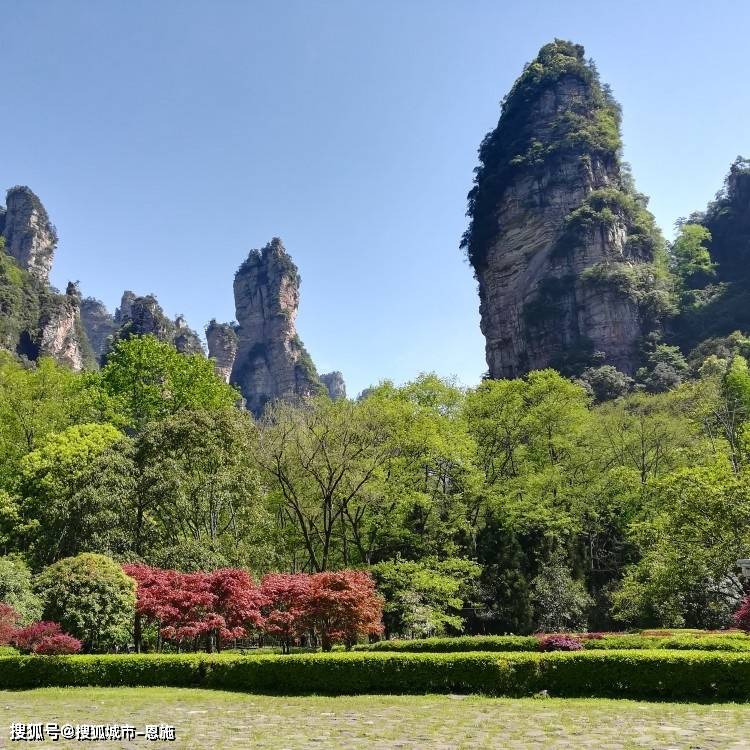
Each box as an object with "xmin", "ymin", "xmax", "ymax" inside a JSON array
[
  {"xmin": 230, "ymin": 238, "xmax": 325, "ymax": 415},
  {"xmin": 206, "ymin": 320, "xmax": 238, "ymax": 383},
  {"xmin": 0, "ymin": 186, "xmax": 56, "ymax": 283},
  {"xmin": 80, "ymin": 297, "xmax": 118, "ymax": 360},
  {"xmin": 463, "ymin": 40, "xmax": 663, "ymax": 377}
]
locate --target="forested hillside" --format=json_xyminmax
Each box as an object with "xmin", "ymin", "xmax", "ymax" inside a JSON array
[{"xmin": 1, "ymin": 331, "xmax": 750, "ymax": 633}]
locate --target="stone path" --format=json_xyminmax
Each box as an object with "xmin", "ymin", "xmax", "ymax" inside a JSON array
[{"xmin": 1, "ymin": 689, "xmax": 749, "ymax": 749}]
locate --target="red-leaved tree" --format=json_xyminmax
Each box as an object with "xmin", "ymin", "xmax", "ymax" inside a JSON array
[
  {"xmin": 0, "ymin": 603, "xmax": 21, "ymax": 646},
  {"xmin": 124, "ymin": 564, "xmax": 265, "ymax": 652},
  {"xmin": 260, "ymin": 573, "xmax": 312, "ymax": 653},
  {"xmin": 125, "ymin": 565, "xmax": 384, "ymax": 653},
  {"xmin": 304, "ymin": 570, "xmax": 384, "ymax": 651},
  {"xmin": 33, "ymin": 633, "xmax": 82, "ymax": 655},
  {"xmin": 208, "ymin": 568, "xmax": 266, "ymax": 645}
]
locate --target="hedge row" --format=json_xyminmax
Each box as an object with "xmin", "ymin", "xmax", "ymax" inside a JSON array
[
  {"xmin": 586, "ymin": 635, "xmax": 750, "ymax": 651},
  {"xmin": 1, "ymin": 651, "xmax": 750, "ymax": 700},
  {"xmin": 354, "ymin": 634, "xmax": 750, "ymax": 653},
  {"xmin": 353, "ymin": 635, "xmax": 540, "ymax": 653}
]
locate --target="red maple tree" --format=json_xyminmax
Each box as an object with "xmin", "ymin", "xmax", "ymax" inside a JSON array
[
  {"xmin": 260, "ymin": 573, "xmax": 312, "ymax": 653},
  {"xmin": 124, "ymin": 564, "xmax": 266, "ymax": 651},
  {"xmin": 13, "ymin": 621, "xmax": 82, "ymax": 654},
  {"xmin": 305, "ymin": 570, "xmax": 384, "ymax": 651}
]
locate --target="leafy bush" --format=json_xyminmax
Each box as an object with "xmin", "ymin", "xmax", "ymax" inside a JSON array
[
  {"xmin": 33, "ymin": 634, "xmax": 82, "ymax": 655},
  {"xmin": 0, "ymin": 603, "xmax": 21, "ymax": 645},
  {"xmin": 0, "ymin": 556, "xmax": 42, "ymax": 624},
  {"xmin": 0, "ymin": 651, "xmax": 749, "ymax": 700},
  {"xmin": 538, "ymin": 634, "xmax": 583, "ymax": 651},
  {"xmin": 354, "ymin": 633, "xmax": 750, "ymax": 653},
  {"xmin": 13, "ymin": 621, "xmax": 63, "ymax": 652},
  {"xmin": 587, "ymin": 634, "xmax": 750, "ymax": 652},
  {"xmin": 35, "ymin": 553, "xmax": 136, "ymax": 651}
]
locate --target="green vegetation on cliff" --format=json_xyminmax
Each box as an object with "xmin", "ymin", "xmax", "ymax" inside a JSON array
[
  {"xmin": 672, "ymin": 158, "xmax": 750, "ymax": 350},
  {"xmin": 462, "ymin": 40, "xmax": 627, "ymax": 271}
]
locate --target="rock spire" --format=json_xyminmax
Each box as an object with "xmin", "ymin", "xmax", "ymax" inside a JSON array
[
  {"xmin": 463, "ymin": 40, "xmax": 665, "ymax": 377},
  {"xmin": 230, "ymin": 238, "xmax": 326, "ymax": 415}
]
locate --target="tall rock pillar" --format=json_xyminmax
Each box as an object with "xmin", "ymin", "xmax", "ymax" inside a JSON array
[
  {"xmin": 230, "ymin": 238, "xmax": 325, "ymax": 415},
  {"xmin": 463, "ymin": 40, "xmax": 664, "ymax": 378}
]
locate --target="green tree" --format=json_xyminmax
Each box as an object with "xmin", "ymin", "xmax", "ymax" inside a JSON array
[
  {"xmin": 99, "ymin": 335, "xmax": 239, "ymax": 433},
  {"xmin": 612, "ymin": 462, "xmax": 750, "ymax": 628},
  {"xmin": 256, "ymin": 395, "xmax": 396, "ymax": 571},
  {"xmin": 670, "ymin": 223, "xmax": 714, "ymax": 287},
  {"xmin": 35, "ymin": 553, "xmax": 136, "ymax": 651},
  {"xmin": 361, "ymin": 375, "xmax": 482, "ymax": 563},
  {"xmin": 529, "ymin": 552, "xmax": 593, "ymax": 632},
  {"xmin": 138, "ymin": 409, "xmax": 275, "ymax": 570},
  {"xmin": 0, "ymin": 354, "xmax": 95, "ymax": 486},
  {"xmin": 372, "ymin": 557, "xmax": 480, "ymax": 637},
  {"xmin": 0, "ymin": 555, "xmax": 42, "ymax": 624},
  {"xmin": 17, "ymin": 423, "xmax": 124, "ymax": 566}
]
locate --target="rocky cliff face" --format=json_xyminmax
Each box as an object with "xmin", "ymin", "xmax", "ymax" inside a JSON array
[
  {"xmin": 111, "ymin": 291, "xmax": 204, "ymax": 355},
  {"xmin": 230, "ymin": 238, "xmax": 325, "ymax": 415},
  {"xmin": 672, "ymin": 156, "xmax": 750, "ymax": 350},
  {"xmin": 321, "ymin": 371, "xmax": 346, "ymax": 400},
  {"xmin": 206, "ymin": 320, "xmax": 238, "ymax": 383},
  {"xmin": 0, "ymin": 187, "xmax": 90, "ymax": 370},
  {"xmin": 37, "ymin": 282, "xmax": 87, "ymax": 370},
  {"xmin": 463, "ymin": 40, "xmax": 665, "ymax": 378},
  {"xmin": 80, "ymin": 297, "xmax": 118, "ymax": 360},
  {"xmin": 0, "ymin": 187, "xmax": 57, "ymax": 283}
]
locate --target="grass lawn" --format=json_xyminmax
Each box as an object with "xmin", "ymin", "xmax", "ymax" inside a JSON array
[{"xmin": 1, "ymin": 689, "xmax": 749, "ymax": 749}]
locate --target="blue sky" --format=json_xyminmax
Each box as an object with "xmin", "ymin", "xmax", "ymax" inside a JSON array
[{"xmin": 2, "ymin": 1, "xmax": 748, "ymax": 396}]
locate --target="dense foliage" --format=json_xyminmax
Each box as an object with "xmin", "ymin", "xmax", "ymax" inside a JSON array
[{"xmin": 2, "ymin": 330, "xmax": 750, "ymax": 640}]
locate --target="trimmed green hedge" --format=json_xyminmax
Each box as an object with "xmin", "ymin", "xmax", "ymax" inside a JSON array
[
  {"xmin": 1, "ymin": 651, "xmax": 750, "ymax": 700},
  {"xmin": 354, "ymin": 634, "xmax": 750, "ymax": 653},
  {"xmin": 353, "ymin": 636, "xmax": 540, "ymax": 653},
  {"xmin": 586, "ymin": 635, "xmax": 750, "ymax": 652}
]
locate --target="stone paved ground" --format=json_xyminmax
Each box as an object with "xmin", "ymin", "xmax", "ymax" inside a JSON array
[{"xmin": 1, "ymin": 688, "xmax": 749, "ymax": 749}]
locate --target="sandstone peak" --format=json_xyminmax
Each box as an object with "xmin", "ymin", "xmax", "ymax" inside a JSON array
[
  {"xmin": 230, "ymin": 238, "xmax": 325, "ymax": 415},
  {"xmin": 464, "ymin": 40, "xmax": 666, "ymax": 378},
  {"xmin": 110, "ymin": 291, "xmax": 204, "ymax": 355},
  {"xmin": 80, "ymin": 297, "xmax": 118, "ymax": 361},
  {"xmin": 206, "ymin": 320, "xmax": 238, "ymax": 383},
  {"xmin": 321, "ymin": 371, "xmax": 346, "ymax": 400},
  {"xmin": 0, "ymin": 186, "xmax": 57, "ymax": 283}
]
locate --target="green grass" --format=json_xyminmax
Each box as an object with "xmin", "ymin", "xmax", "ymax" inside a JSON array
[{"xmin": 1, "ymin": 688, "xmax": 749, "ymax": 749}]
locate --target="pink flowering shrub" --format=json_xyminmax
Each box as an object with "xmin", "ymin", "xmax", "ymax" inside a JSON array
[{"xmin": 538, "ymin": 634, "xmax": 584, "ymax": 651}]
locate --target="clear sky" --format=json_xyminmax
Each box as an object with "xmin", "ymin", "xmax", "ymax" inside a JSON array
[{"xmin": 2, "ymin": 1, "xmax": 748, "ymax": 396}]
